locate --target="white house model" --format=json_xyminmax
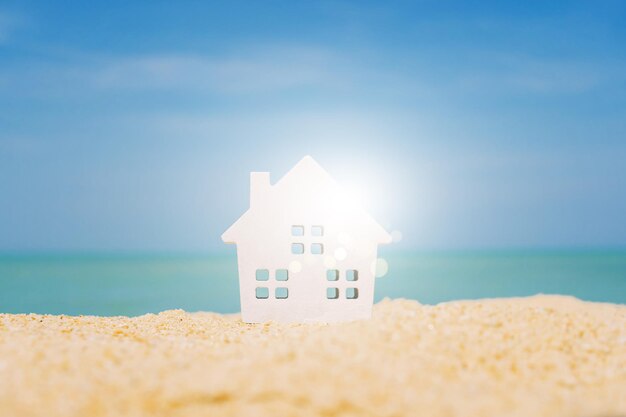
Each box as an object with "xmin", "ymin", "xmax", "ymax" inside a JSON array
[{"xmin": 222, "ymin": 156, "xmax": 392, "ymax": 323}]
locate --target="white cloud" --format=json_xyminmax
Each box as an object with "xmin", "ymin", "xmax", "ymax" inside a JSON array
[
  {"xmin": 0, "ymin": 14, "xmax": 10, "ymax": 43},
  {"xmin": 0, "ymin": 10, "xmax": 22, "ymax": 44},
  {"xmin": 455, "ymin": 53, "xmax": 603, "ymax": 95},
  {"xmin": 0, "ymin": 36, "xmax": 619, "ymax": 103},
  {"xmin": 0, "ymin": 44, "xmax": 353, "ymax": 97},
  {"xmin": 90, "ymin": 45, "xmax": 341, "ymax": 94},
  {"xmin": 0, "ymin": 136, "xmax": 43, "ymax": 156}
]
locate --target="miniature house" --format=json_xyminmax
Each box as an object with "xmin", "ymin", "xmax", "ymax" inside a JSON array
[{"xmin": 222, "ymin": 156, "xmax": 392, "ymax": 323}]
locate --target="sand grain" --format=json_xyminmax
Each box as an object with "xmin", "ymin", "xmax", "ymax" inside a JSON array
[{"xmin": 1, "ymin": 295, "xmax": 625, "ymax": 417}]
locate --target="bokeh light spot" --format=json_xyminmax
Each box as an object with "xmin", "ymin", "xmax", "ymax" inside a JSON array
[
  {"xmin": 371, "ymin": 258, "xmax": 389, "ymax": 278},
  {"xmin": 391, "ymin": 230, "xmax": 403, "ymax": 243}
]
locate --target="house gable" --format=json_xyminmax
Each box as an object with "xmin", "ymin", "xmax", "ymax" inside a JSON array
[{"xmin": 222, "ymin": 156, "xmax": 392, "ymax": 245}]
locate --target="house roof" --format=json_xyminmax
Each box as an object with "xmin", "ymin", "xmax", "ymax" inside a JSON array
[{"xmin": 222, "ymin": 156, "xmax": 392, "ymax": 244}]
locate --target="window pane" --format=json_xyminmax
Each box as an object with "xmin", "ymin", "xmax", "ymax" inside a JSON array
[
  {"xmin": 255, "ymin": 287, "xmax": 269, "ymax": 299},
  {"xmin": 346, "ymin": 269, "xmax": 359, "ymax": 281},
  {"xmin": 327, "ymin": 287, "xmax": 339, "ymax": 299},
  {"xmin": 275, "ymin": 287, "xmax": 289, "ymax": 299},
  {"xmin": 291, "ymin": 225, "xmax": 304, "ymax": 236},
  {"xmin": 311, "ymin": 243, "xmax": 323, "ymax": 254},
  {"xmin": 327, "ymin": 270, "xmax": 339, "ymax": 281},
  {"xmin": 276, "ymin": 269, "xmax": 289, "ymax": 281},
  {"xmin": 255, "ymin": 269, "xmax": 269, "ymax": 281},
  {"xmin": 346, "ymin": 288, "xmax": 359, "ymax": 299},
  {"xmin": 311, "ymin": 225, "xmax": 324, "ymax": 236},
  {"xmin": 291, "ymin": 243, "xmax": 304, "ymax": 254}
]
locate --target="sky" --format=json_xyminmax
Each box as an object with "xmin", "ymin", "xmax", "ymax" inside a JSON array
[{"xmin": 0, "ymin": 0, "xmax": 625, "ymax": 252}]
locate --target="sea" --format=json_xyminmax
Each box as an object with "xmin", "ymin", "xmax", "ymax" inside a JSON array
[{"xmin": 1, "ymin": 250, "xmax": 625, "ymax": 316}]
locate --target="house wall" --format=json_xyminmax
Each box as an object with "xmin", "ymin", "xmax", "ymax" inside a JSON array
[
  {"xmin": 227, "ymin": 158, "xmax": 389, "ymax": 323},
  {"xmin": 235, "ymin": 220, "xmax": 379, "ymax": 323}
]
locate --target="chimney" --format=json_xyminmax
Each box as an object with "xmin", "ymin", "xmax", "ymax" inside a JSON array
[{"xmin": 250, "ymin": 172, "xmax": 270, "ymax": 208}]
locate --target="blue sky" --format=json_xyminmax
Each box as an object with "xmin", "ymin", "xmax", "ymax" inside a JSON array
[{"xmin": 1, "ymin": 1, "xmax": 625, "ymax": 252}]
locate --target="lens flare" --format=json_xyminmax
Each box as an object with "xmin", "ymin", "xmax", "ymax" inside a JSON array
[{"xmin": 371, "ymin": 258, "xmax": 389, "ymax": 278}]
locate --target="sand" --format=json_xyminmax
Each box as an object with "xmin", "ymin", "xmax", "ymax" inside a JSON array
[{"xmin": 0, "ymin": 295, "xmax": 625, "ymax": 417}]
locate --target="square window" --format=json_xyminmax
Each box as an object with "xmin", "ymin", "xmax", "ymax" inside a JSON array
[
  {"xmin": 311, "ymin": 243, "xmax": 323, "ymax": 255},
  {"xmin": 276, "ymin": 269, "xmax": 289, "ymax": 281},
  {"xmin": 346, "ymin": 269, "xmax": 359, "ymax": 281},
  {"xmin": 256, "ymin": 287, "xmax": 269, "ymax": 299},
  {"xmin": 291, "ymin": 243, "xmax": 304, "ymax": 254},
  {"xmin": 311, "ymin": 225, "xmax": 324, "ymax": 236},
  {"xmin": 327, "ymin": 270, "xmax": 339, "ymax": 281},
  {"xmin": 291, "ymin": 225, "xmax": 304, "ymax": 236},
  {"xmin": 255, "ymin": 269, "xmax": 269, "ymax": 281},
  {"xmin": 275, "ymin": 287, "xmax": 289, "ymax": 299},
  {"xmin": 346, "ymin": 288, "xmax": 359, "ymax": 299},
  {"xmin": 327, "ymin": 287, "xmax": 339, "ymax": 299}
]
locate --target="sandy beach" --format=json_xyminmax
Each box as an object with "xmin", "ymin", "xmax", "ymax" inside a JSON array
[{"xmin": 1, "ymin": 295, "xmax": 625, "ymax": 417}]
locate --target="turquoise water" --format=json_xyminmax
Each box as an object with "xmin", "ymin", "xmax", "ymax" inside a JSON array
[{"xmin": 0, "ymin": 250, "xmax": 625, "ymax": 316}]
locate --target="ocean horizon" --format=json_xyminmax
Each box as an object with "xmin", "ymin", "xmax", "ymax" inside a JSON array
[{"xmin": 1, "ymin": 248, "xmax": 625, "ymax": 316}]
